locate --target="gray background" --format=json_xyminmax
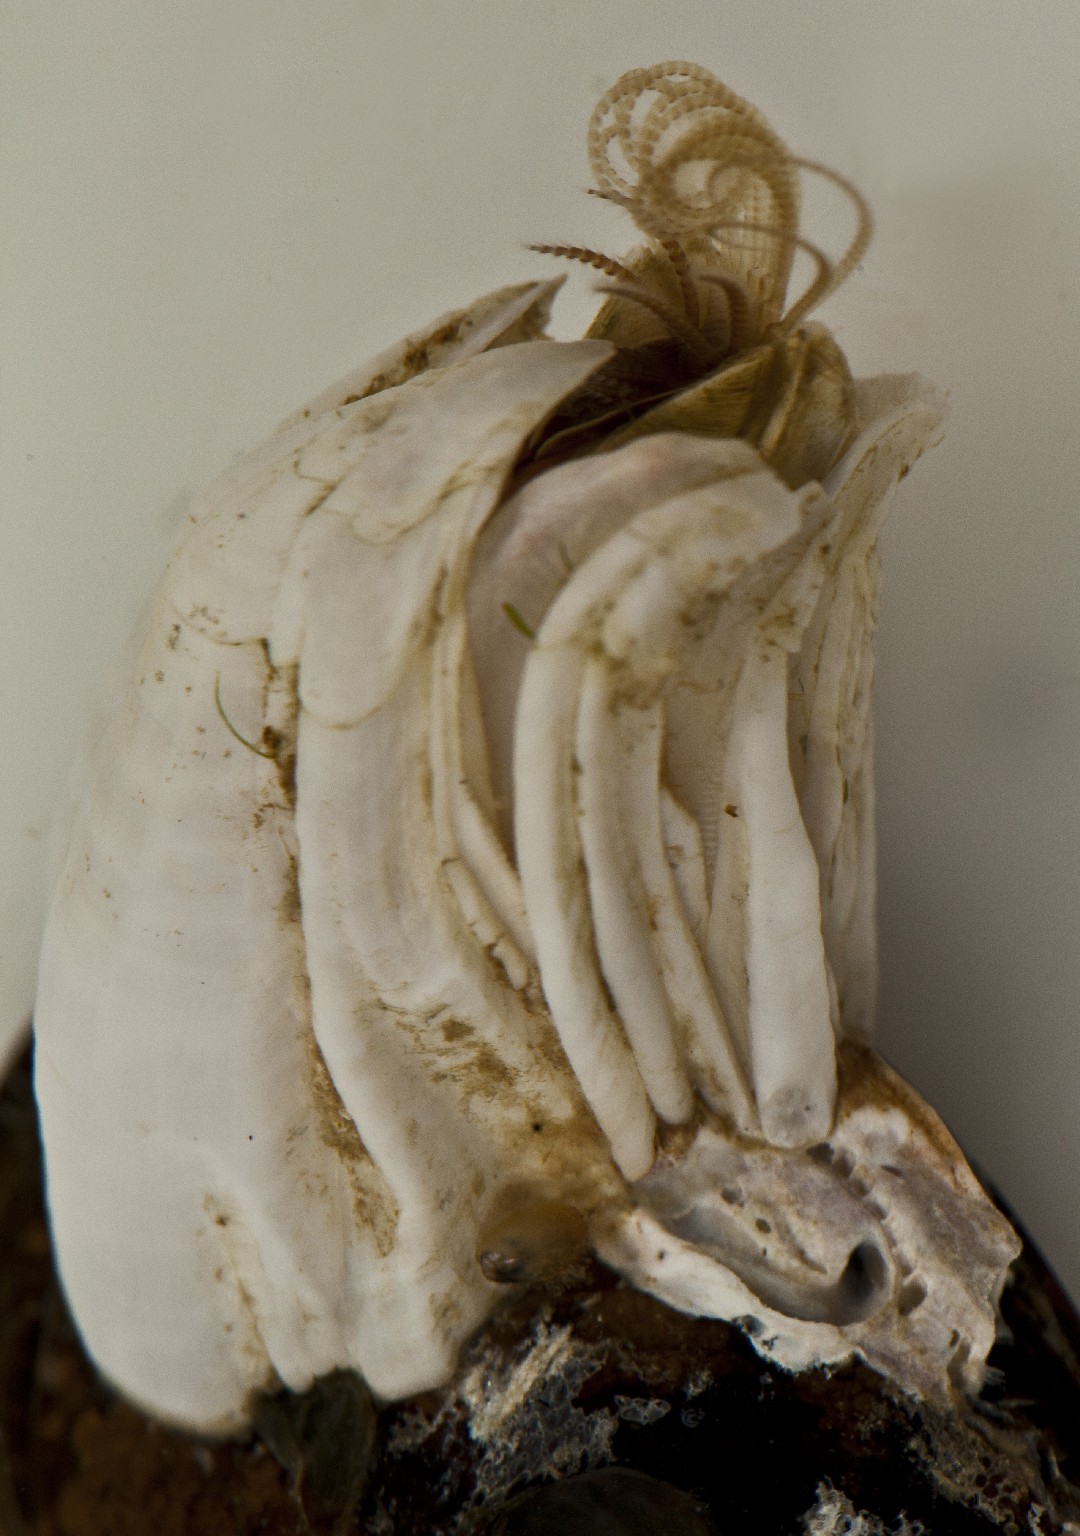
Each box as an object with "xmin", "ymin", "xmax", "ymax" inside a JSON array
[{"xmin": 4, "ymin": 2, "xmax": 1079, "ymax": 1300}]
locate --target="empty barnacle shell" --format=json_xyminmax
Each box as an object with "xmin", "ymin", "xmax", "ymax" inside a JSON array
[{"xmin": 32, "ymin": 61, "xmax": 1018, "ymax": 1435}]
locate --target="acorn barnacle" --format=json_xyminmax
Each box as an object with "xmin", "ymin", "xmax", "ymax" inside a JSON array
[{"xmin": 29, "ymin": 61, "xmax": 1017, "ymax": 1440}]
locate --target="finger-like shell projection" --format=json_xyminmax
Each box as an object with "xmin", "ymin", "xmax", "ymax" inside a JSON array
[{"xmin": 33, "ymin": 64, "xmax": 1018, "ymax": 1434}]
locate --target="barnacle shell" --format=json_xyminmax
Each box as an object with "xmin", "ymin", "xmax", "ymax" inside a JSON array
[{"xmin": 32, "ymin": 65, "xmax": 1019, "ymax": 1435}]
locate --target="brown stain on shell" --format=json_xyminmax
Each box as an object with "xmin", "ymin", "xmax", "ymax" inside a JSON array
[{"xmin": 303, "ymin": 1013, "xmax": 400, "ymax": 1259}]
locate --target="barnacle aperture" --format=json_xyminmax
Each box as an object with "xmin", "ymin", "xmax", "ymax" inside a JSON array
[{"xmin": 32, "ymin": 62, "xmax": 1017, "ymax": 1434}]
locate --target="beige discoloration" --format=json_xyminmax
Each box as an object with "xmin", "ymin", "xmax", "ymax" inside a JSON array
[{"xmin": 835, "ymin": 1042, "xmax": 970, "ymax": 1174}]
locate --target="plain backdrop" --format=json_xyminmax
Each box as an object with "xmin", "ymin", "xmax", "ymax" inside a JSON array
[{"xmin": 4, "ymin": 2, "xmax": 1080, "ymax": 1300}]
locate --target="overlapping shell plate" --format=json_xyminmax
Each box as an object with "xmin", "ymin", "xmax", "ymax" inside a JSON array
[{"xmin": 31, "ymin": 64, "xmax": 1019, "ymax": 1436}]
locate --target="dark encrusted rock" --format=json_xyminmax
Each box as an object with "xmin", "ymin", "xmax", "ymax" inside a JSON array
[
  {"xmin": 253, "ymin": 1371, "xmax": 376, "ymax": 1536},
  {"xmin": 3, "ymin": 1046, "xmax": 1080, "ymax": 1535},
  {"xmin": 478, "ymin": 1467, "xmax": 719, "ymax": 1534}
]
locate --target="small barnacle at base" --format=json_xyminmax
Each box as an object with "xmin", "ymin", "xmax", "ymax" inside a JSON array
[{"xmin": 476, "ymin": 1188, "xmax": 590, "ymax": 1286}]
